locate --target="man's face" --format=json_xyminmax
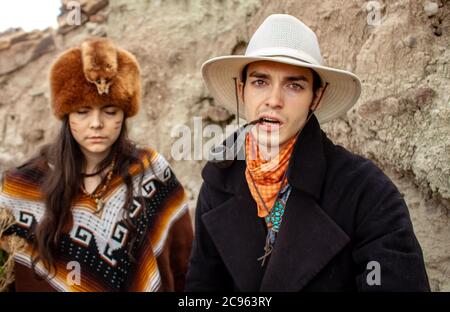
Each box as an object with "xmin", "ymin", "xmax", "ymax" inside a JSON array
[
  {"xmin": 69, "ymin": 105, "xmax": 124, "ymax": 158},
  {"xmin": 239, "ymin": 61, "xmax": 320, "ymax": 149}
]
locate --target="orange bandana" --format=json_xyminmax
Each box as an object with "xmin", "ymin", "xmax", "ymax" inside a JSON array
[{"xmin": 245, "ymin": 133, "xmax": 297, "ymax": 218}]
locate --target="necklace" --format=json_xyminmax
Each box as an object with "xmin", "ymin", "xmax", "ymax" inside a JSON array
[
  {"xmin": 81, "ymin": 158, "xmax": 116, "ymax": 214},
  {"xmin": 247, "ymin": 168, "xmax": 289, "ymax": 267},
  {"xmin": 82, "ymin": 167, "xmax": 105, "ymax": 177},
  {"xmin": 242, "ymin": 105, "xmax": 323, "ymax": 267}
]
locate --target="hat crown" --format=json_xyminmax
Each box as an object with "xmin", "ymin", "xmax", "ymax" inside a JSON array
[
  {"xmin": 245, "ymin": 14, "xmax": 323, "ymax": 65},
  {"xmin": 50, "ymin": 38, "xmax": 141, "ymax": 119}
]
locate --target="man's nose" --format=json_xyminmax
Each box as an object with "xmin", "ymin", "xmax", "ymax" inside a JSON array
[{"xmin": 265, "ymin": 84, "xmax": 284, "ymax": 109}]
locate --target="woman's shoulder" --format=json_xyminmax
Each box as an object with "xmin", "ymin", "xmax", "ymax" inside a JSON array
[
  {"xmin": 132, "ymin": 147, "xmax": 175, "ymax": 179},
  {"xmin": 136, "ymin": 147, "xmax": 171, "ymax": 168},
  {"xmin": 2, "ymin": 155, "xmax": 49, "ymax": 187},
  {"xmin": 133, "ymin": 147, "xmax": 185, "ymax": 196},
  {"xmin": 0, "ymin": 155, "xmax": 48, "ymax": 204},
  {"xmin": 136, "ymin": 147, "xmax": 157, "ymax": 163}
]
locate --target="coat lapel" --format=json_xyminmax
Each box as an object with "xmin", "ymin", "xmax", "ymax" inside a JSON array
[
  {"xmin": 202, "ymin": 172, "xmax": 268, "ymax": 291},
  {"xmin": 260, "ymin": 190, "xmax": 350, "ymax": 291}
]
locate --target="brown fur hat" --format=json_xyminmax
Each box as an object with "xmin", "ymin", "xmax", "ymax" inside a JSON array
[{"xmin": 50, "ymin": 37, "xmax": 141, "ymax": 119}]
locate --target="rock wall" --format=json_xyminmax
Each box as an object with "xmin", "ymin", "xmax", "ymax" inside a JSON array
[{"xmin": 0, "ymin": 0, "xmax": 448, "ymax": 291}]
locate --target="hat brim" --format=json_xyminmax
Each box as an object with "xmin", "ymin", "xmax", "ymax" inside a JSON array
[{"xmin": 202, "ymin": 55, "xmax": 361, "ymax": 124}]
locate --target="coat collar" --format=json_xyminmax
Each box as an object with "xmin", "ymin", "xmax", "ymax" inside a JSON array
[
  {"xmin": 201, "ymin": 115, "xmax": 350, "ymax": 291},
  {"xmin": 202, "ymin": 115, "xmax": 326, "ymax": 200}
]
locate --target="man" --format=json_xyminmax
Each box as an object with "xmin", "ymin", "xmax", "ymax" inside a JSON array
[{"xmin": 185, "ymin": 14, "xmax": 429, "ymax": 291}]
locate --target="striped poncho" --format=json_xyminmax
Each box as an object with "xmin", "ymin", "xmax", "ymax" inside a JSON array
[{"xmin": 0, "ymin": 148, "xmax": 193, "ymax": 292}]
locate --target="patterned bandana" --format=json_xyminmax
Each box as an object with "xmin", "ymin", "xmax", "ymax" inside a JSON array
[{"xmin": 245, "ymin": 132, "xmax": 297, "ymax": 218}]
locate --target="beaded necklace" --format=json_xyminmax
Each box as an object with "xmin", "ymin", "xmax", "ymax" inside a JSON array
[{"xmin": 81, "ymin": 158, "xmax": 116, "ymax": 214}]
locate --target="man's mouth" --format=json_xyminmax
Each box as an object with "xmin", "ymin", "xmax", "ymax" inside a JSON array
[
  {"xmin": 256, "ymin": 116, "xmax": 284, "ymax": 130},
  {"xmin": 260, "ymin": 117, "xmax": 281, "ymax": 125}
]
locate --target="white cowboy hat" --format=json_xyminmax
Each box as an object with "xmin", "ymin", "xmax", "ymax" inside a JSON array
[{"xmin": 202, "ymin": 14, "xmax": 362, "ymax": 124}]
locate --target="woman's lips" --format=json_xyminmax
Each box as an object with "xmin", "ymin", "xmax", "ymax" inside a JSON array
[{"xmin": 87, "ymin": 136, "xmax": 107, "ymax": 142}]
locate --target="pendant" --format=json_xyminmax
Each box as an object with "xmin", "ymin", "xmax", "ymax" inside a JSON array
[
  {"xmin": 257, "ymin": 230, "xmax": 275, "ymax": 267},
  {"xmin": 95, "ymin": 198, "xmax": 104, "ymax": 213}
]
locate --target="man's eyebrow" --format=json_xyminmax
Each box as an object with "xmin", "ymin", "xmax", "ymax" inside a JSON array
[
  {"xmin": 285, "ymin": 75, "xmax": 310, "ymax": 82},
  {"xmin": 248, "ymin": 71, "xmax": 310, "ymax": 82},
  {"xmin": 248, "ymin": 71, "xmax": 270, "ymax": 79},
  {"xmin": 102, "ymin": 105, "xmax": 117, "ymax": 109}
]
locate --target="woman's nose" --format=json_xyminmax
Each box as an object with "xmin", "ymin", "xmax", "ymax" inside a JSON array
[{"xmin": 89, "ymin": 111, "xmax": 104, "ymax": 129}]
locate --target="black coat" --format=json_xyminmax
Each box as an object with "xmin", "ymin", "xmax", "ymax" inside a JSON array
[{"xmin": 185, "ymin": 116, "xmax": 430, "ymax": 292}]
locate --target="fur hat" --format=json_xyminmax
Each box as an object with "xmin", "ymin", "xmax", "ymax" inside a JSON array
[{"xmin": 50, "ymin": 37, "xmax": 141, "ymax": 119}]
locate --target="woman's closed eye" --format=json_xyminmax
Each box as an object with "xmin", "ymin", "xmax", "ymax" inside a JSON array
[{"xmin": 104, "ymin": 109, "xmax": 118, "ymax": 116}]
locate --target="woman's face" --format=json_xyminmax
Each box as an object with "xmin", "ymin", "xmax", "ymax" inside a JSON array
[{"xmin": 68, "ymin": 105, "xmax": 124, "ymax": 158}]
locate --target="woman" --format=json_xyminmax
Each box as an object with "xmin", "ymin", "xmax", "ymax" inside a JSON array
[{"xmin": 0, "ymin": 38, "xmax": 193, "ymax": 292}]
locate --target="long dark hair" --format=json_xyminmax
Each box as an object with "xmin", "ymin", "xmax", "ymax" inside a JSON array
[{"xmin": 30, "ymin": 116, "xmax": 147, "ymax": 276}]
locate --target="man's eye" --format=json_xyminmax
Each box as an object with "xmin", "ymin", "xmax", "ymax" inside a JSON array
[
  {"xmin": 77, "ymin": 110, "xmax": 88, "ymax": 114},
  {"xmin": 289, "ymin": 83, "xmax": 304, "ymax": 90},
  {"xmin": 251, "ymin": 79, "xmax": 266, "ymax": 86},
  {"xmin": 105, "ymin": 110, "xmax": 117, "ymax": 115}
]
